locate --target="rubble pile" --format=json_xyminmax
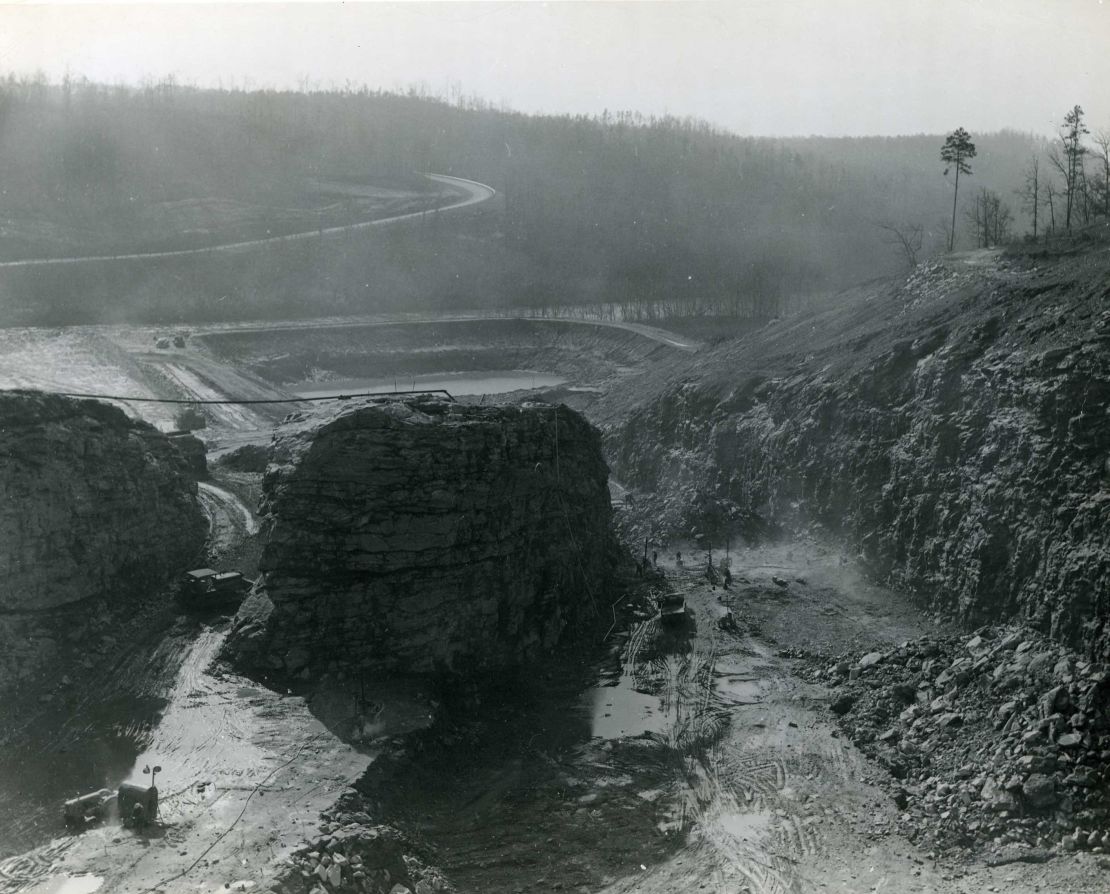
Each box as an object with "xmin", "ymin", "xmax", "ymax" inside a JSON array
[
  {"xmin": 271, "ymin": 801, "xmax": 450, "ymax": 894},
  {"xmin": 227, "ymin": 397, "xmax": 616, "ymax": 680},
  {"xmin": 815, "ymin": 626, "xmax": 1110, "ymax": 854}
]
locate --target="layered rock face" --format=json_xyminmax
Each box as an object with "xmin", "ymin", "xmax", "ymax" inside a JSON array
[
  {"xmin": 611, "ymin": 248, "xmax": 1110, "ymax": 657},
  {"xmin": 228, "ymin": 397, "xmax": 614, "ymax": 677},
  {"xmin": 0, "ymin": 391, "xmax": 206, "ymax": 691}
]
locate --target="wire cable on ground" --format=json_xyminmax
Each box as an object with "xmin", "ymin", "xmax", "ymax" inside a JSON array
[{"xmin": 134, "ymin": 733, "xmax": 324, "ymax": 894}]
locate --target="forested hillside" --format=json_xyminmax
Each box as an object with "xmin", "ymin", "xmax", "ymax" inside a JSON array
[{"xmin": 0, "ymin": 76, "xmax": 1091, "ymax": 325}]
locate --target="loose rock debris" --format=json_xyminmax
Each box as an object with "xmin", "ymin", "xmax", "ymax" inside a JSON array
[
  {"xmin": 805, "ymin": 624, "xmax": 1110, "ymax": 858},
  {"xmin": 273, "ymin": 801, "xmax": 449, "ymax": 894}
]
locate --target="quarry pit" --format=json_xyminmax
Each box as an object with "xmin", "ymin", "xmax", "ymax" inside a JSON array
[{"xmin": 2, "ymin": 242, "xmax": 1110, "ymax": 894}]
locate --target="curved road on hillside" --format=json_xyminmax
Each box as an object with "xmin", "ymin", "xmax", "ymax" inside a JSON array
[
  {"xmin": 196, "ymin": 481, "xmax": 260, "ymax": 559},
  {"xmin": 0, "ymin": 173, "xmax": 495, "ymax": 269}
]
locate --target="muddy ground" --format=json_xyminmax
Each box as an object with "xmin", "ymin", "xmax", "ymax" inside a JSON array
[
  {"xmin": 349, "ymin": 543, "xmax": 1105, "ymax": 894},
  {"xmin": 3, "ymin": 531, "xmax": 1106, "ymax": 893}
]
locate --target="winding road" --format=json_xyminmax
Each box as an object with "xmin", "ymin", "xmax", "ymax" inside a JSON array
[
  {"xmin": 196, "ymin": 482, "xmax": 260, "ymax": 559},
  {"xmin": 0, "ymin": 174, "xmax": 495, "ymax": 270}
]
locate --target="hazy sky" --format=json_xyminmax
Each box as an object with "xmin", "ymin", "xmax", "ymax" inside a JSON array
[{"xmin": 1, "ymin": 1, "xmax": 1108, "ymax": 137}]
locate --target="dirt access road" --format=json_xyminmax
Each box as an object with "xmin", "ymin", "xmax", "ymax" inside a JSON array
[{"xmin": 0, "ymin": 175, "xmax": 494, "ymax": 270}]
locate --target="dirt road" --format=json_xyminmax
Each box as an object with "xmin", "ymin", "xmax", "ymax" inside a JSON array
[
  {"xmin": 197, "ymin": 482, "xmax": 260, "ymax": 559},
  {"xmin": 135, "ymin": 351, "xmax": 300, "ymax": 453},
  {"xmin": 0, "ymin": 174, "xmax": 494, "ymax": 270}
]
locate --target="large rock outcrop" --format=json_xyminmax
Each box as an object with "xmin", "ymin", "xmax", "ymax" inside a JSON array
[
  {"xmin": 227, "ymin": 397, "xmax": 614, "ymax": 678},
  {"xmin": 0, "ymin": 391, "xmax": 207, "ymax": 692},
  {"xmin": 610, "ymin": 245, "xmax": 1110, "ymax": 658}
]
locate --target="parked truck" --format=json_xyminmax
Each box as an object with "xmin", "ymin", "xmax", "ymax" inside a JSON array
[{"xmin": 179, "ymin": 567, "xmax": 251, "ymax": 610}]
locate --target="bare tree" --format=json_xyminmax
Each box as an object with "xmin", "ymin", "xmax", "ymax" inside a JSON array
[
  {"xmin": 876, "ymin": 222, "xmax": 924, "ymax": 270},
  {"xmin": 1043, "ymin": 180, "xmax": 1059, "ymax": 236},
  {"xmin": 1094, "ymin": 130, "xmax": 1110, "ymax": 219},
  {"xmin": 941, "ymin": 127, "xmax": 977, "ymax": 250},
  {"xmin": 1048, "ymin": 105, "xmax": 1089, "ymax": 230},
  {"xmin": 965, "ymin": 188, "xmax": 1013, "ymax": 248},
  {"xmin": 1015, "ymin": 155, "xmax": 1041, "ymax": 239}
]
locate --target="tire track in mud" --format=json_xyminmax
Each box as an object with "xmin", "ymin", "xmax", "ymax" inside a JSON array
[
  {"xmin": 597, "ymin": 570, "xmax": 867, "ymax": 894},
  {"xmin": 0, "ymin": 841, "xmax": 76, "ymax": 894}
]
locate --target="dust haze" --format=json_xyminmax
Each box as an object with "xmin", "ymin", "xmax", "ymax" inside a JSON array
[{"xmin": 1, "ymin": 4, "xmax": 1109, "ymax": 894}]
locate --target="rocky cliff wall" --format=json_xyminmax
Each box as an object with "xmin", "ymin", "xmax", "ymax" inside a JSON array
[
  {"xmin": 0, "ymin": 391, "xmax": 207, "ymax": 691},
  {"xmin": 610, "ymin": 247, "xmax": 1110, "ymax": 658},
  {"xmin": 227, "ymin": 397, "xmax": 614, "ymax": 678}
]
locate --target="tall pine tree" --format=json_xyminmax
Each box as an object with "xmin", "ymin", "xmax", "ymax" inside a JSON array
[{"xmin": 941, "ymin": 127, "xmax": 977, "ymax": 251}]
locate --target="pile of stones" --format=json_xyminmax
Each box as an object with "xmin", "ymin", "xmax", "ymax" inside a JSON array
[
  {"xmin": 269, "ymin": 800, "xmax": 451, "ymax": 894},
  {"xmin": 811, "ymin": 625, "xmax": 1110, "ymax": 856}
]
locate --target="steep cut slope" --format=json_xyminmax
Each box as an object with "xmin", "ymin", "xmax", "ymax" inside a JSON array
[
  {"xmin": 609, "ymin": 241, "xmax": 1110, "ymax": 658},
  {"xmin": 227, "ymin": 397, "xmax": 614, "ymax": 678},
  {"xmin": 0, "ymin": 391, "xmax": 207, "ymax": 693}
]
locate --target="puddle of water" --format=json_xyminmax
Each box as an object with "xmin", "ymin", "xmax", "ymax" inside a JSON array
[
  {"xmin": 292, "ymin": 370, "xmax": 567, "ymax": 399},
  {"xmin": 25, "ymin": 875, "xmax": 103, "ymax": 894},
  {"xmin": 582, "ymin": 683, "xmax": 667, "ymax": 739},
  {"xmin": 717, "ymin": 811, "xmax": 772, "ymax": 844}
]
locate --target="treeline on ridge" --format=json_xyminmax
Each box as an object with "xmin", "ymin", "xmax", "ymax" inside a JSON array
[{"xmin": 0, "ymin": 76, "xmax": 1073, "ymax": 325}]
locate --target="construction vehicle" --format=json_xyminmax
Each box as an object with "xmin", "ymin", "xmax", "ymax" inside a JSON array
[
  {"xmin": 63, "ymin": 766, "xmax": 161, "ymax": 832},
  {"xmin": 179, "ymin": 567, "xmax": 251, "ymax": 610},
  {"xmin": 657, "ymin": 591, "xmax": 688, "ymax": 624},
  {"xmin": 63, "ymin": 789, "xmax": 114, "ymax": 828},
  {"xmin": 118, "ymin": 783, "xmax": 158, "ymax": 829}
]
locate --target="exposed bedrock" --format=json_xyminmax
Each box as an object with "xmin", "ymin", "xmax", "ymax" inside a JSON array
[
  {"xmin": 226, "ymin": 397, "xmax": 615, "ymax": 678},
  {"xmin": 0, "ymin": 390, "xmax": 207, "ymax": 692},
  {"xmin": 611, "ymin": 250, "xmax": 1110, "ymax": 657}
]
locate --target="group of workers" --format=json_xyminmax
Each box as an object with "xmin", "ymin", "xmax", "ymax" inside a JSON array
[{"xmin": 635, "ymin": 544, "xmax": 734, "ymax": 590}]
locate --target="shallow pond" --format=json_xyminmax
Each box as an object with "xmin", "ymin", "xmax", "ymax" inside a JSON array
[{"xmin": 291, "ymin": 370, "xmax": 567, "ymax": 399}]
